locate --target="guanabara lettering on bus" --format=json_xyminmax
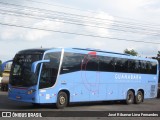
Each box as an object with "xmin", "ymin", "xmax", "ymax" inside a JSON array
[{"xmin": 1, "ymin": 48, "xmax": 159, "ymax": 109}]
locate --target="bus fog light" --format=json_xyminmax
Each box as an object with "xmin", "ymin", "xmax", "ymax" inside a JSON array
[{"xmin": 27, "ymin": 89, "xmax": 36, "ymax": 94}]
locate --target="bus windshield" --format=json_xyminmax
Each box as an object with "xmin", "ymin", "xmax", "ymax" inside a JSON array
[{"xmin": 10, "ymin": 54, "xmax": 42, "ymax": 87}]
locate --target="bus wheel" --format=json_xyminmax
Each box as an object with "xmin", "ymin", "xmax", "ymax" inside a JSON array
[
  {"xmin": 135, "ymin": 91, "xmax": 143, "ymax": 104},
  {"xmin": 126, "ymin": 90, "xmax": 134, "ymax": 105},
  {"xmin": 56, "ymin": 92, "xmax": 68, "ymax": 109},
  {"xmin": 32, "ymin": 103, "xmax": 40, "ymax": 107}
]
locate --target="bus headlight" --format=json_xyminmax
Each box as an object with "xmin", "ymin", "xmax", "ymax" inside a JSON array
[
  {"xmin": 27, "ymin": 89, "xmax": 36, "ymax": 94},
  {"xmin": 8, "ymin": 87, "xmax": 12, "ymax": 92}
]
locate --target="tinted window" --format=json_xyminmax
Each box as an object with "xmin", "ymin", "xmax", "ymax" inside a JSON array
[
  {"xmin": 10, "ymin": 54, "xmax": 42, "ymax": 87},
  {"xmin": 99, "ymin": 56, "xmax": 115, "ymax": 72},
  {"xmin": 61, "ymin": 52, "xmax": 83, "ymax": 74},
  {"xmin": 39, "ymin": 52, "xmax": 61, "ymax": 89},
  {"xmin": 146, "ymin": 62, "xmax": 152, "ymax": 74},
  {"xmin": 138, "ymin": 61, "xmax": 157, "ymax": 74},
  {"xmin": 84, "ymin": 56, "xmax": 99, "ymax": 71},
  {"xmin": 150, "ymin": 62, "xmax": 157, "ymax": 74},
  {"xmin": 60, "ymin": 52, "xmax": 158, "ymax": 75},
  {"xmin": 115, "ymin": 58, "xmax": 128, "ymax": 72},
  {"xmin": 140, "ymin": 61, "xmax": 147, "ymax": 74},
  {"xmin": 128, "ymin": 60, "xmax": 139, "ymax": 73}
]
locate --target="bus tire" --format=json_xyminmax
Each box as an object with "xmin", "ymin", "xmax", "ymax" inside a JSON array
[
  {"xmin": 56, "ymin": 92, "xmax": 68, "ymax": 109},
  {"xmin": 135, "ymin": 91, "xmax": 143, "ymax": 104},
  {"xmin": 126, "ymin": 90, "xmax": 134, "ymax": 105},
  {"xmin": 32, "ymin": 103, "xmax": 40, "ymax": 107}
]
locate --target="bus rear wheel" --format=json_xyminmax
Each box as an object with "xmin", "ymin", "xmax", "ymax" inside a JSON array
[
  {"xmin": 56, "ymin": 92, "xmax": 68, "ymax": 109},
  {"xmin": 135, "ymin": 91, "xmax": 143, "ymax": 104},
  {"xmin": 126, "ymin": 90, "xmax": 134, "ymax": 105}
]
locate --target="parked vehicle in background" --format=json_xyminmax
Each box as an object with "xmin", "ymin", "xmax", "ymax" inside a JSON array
[{"xmin": 1, "ymin": 64, "xmax": 11, "ymax": 91}]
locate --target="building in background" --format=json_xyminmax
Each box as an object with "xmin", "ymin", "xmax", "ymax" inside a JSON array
[{"xmin": 1, "ymin": 63, "xmax": 11, "ymax": 91}]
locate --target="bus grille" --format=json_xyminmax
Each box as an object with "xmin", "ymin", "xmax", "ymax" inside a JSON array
[{"xmin": 150, "ymin": 85, "xmax": 156, "ymax": 97}]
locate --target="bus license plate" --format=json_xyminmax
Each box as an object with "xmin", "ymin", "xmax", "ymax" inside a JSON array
[{"xmin": 16, "ymin": 96, "xmax": 21, "ymax": 99}]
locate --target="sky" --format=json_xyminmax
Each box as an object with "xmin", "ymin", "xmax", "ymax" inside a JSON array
[{"xmin": 0, "ymin": 0, "xmax": 160, "ymax": 62}]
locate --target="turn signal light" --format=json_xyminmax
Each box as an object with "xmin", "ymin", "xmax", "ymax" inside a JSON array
[{"xmin": 27, "ymin": 89, "xmax": 36, "ymax": 94}]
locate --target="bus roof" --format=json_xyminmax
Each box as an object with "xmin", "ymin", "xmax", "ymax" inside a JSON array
[
  {"xmin": 17, "ymin": 48, "xmax": 49, "ymax": 55},
  {"xmin": 16, "ymin": 48, "xmax": 158, "ymax": 63},
  {"xmin": 18, "ymin": 48, "xmax": 133, "ymax": 56},
  {"xmin": 65, "ymin": 48, "xmax": 158, "ymax": 63},
  {"xmin": 72, "ymin": 48, "xmax": 131, "ymax": 56}
]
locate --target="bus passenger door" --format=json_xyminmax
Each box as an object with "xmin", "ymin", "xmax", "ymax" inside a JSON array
[{"xmin": 38, "ymin": 52, "xmax": 61, "ymax": 103}]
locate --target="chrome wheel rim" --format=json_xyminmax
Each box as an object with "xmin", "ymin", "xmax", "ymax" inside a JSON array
[
  {"xmin": 59, "ymin": 96, "xmax": 65, "ymax": 105},
  {"xmin": 128, "ymin": 93, "xmax": 132, "ymax": 101},
  {"xmin": 137, "ymin": 93, "xmax": 142, "ymax": 102}
]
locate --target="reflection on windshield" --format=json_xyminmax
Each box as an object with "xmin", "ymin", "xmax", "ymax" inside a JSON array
[
  {"xmin": 13, "ymin": 65, "xmax": 21, "ymax": 76},
  {"xmin": 10, "ymin": 54, "xmax": 42, "ymax": 87}
]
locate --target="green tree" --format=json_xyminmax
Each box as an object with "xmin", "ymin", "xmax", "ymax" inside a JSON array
[{"xmin": 124, "ymin": 49, "xmax": 138, "ymax": 56}]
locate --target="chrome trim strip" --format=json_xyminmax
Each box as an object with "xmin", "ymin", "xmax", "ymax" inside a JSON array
[{"xmin": 56, "ymin": 48, "xmax": 64, "ymax": 84}]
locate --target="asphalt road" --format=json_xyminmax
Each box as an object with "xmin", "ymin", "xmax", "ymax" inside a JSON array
[{"xmin": 0, "ymin": 91, "xmax": 160, "ymax": 120}]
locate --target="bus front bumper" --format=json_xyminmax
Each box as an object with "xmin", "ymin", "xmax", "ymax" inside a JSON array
[{"xmin": 8, "ymin": 87, "xmax": 39, "ymax": 103}]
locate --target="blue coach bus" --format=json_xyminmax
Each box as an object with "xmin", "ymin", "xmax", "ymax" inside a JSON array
[{"xmin": 2, "ymin": 48, "xmax": 159, "ymax": 109}]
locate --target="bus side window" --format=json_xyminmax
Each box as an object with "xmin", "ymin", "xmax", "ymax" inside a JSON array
[
  {"xmin": 146, "ymin": 62, "xmax": 151, "ymax": 74},
  {"xmin": 114, "ymin": 58, "xmax": 128, "ymax": 73},
  {"xmin": 99, "ymin": 56, "xmax": 114, "ymax": 72},
  {"xmin": 85, "ymin": 57, "xmax": 99, "ymax": 71},
  {"xmin": 140, "ymin": 61, "xmax": 147, "ymax": 74},
  {"xmin": 60, "ymin": 52, "xmax": 83, "ymax": 74},
  {"xmin": 128, "ymin": 60, "xmax": 139, "ymax": 73},
  {"xmin": 150, "ymin": 62, "xmax": 157, "ymax": 74}
]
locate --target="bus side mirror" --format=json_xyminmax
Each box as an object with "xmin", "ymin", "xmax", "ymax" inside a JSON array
[
  {"xmin": 31, "ymin": 59, "xmax": 50, "ymax": 73},
  {"xmin": 1, "ymin": 60, "xmax": 13, "ymax": 72}
]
